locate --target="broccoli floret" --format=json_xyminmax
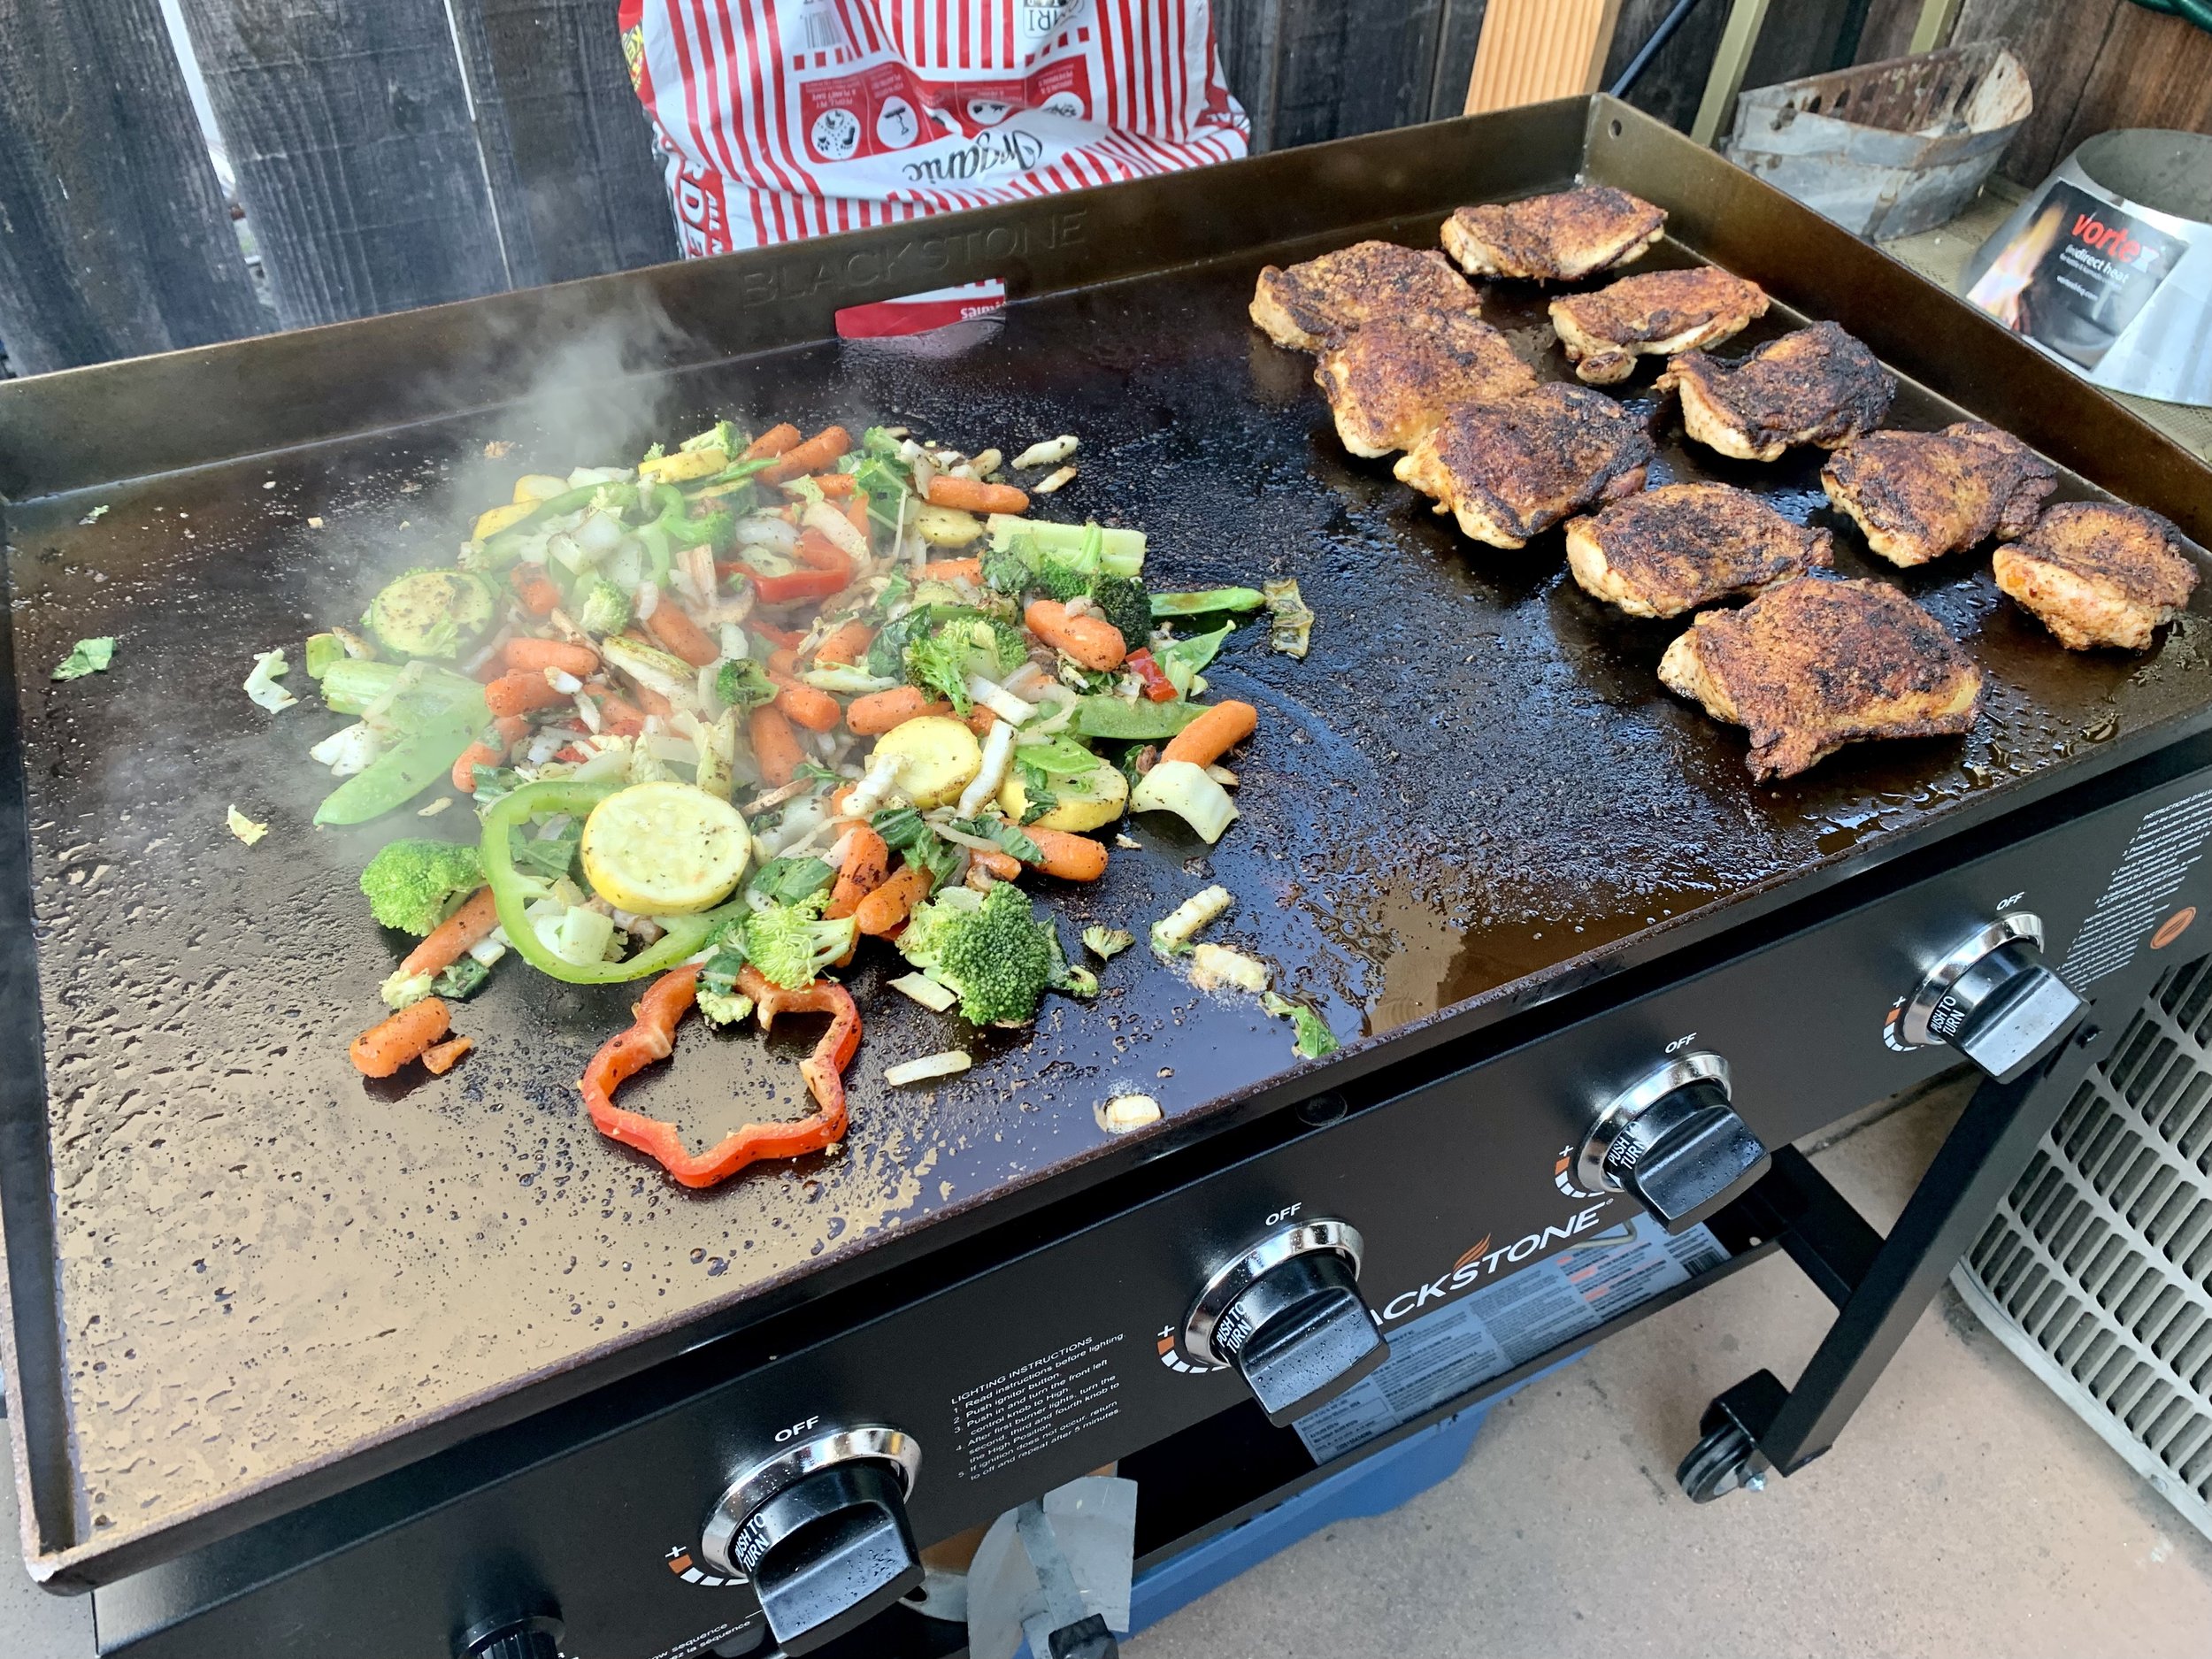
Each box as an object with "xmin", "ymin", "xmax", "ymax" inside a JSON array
[
  {"xmin": 588, "ymin": 481, "xmax": 640, "ymax": 518},
  {"xmin": 359, "ymin": 839, "xmax": 485, "ymax": 936},
  {"xmin": 1045, "ymin": 922, "xmax": 1097, "ymax": 998},
  {"xmin": 1088, "ymin": 576, "xmax": 1155, "ymax": 653},
  {"xmin": 681, "ymin": 419, "xmax": 739, "ymax": 455},
  {"xmin": 697, "ymin": 986, "xmax": 756, "ymax": 1027},
  {"xmin": 576, "ymin": 577, "xmax": 632, "ymax": 636},
  {"xmin": 980, "ymin": 543, "xmax": 1032, "ymax": 595},
  {"xmin": 1026, "ymin": 560, "xmax": 1092, "ymax": 603},
  {"xmin": 664, "ymin": 507, "xmax": 735, "ymax": 553},
  {"xmin": 898, "ymin": 881, "xmax": 1057, "ymax": 1026},
  {"xmin": 906, "ymin": 615, "xmax": 1028, "ymax": 711},
  {"xmin": 1084, "ymin": 926, "xmax": 1135, "ymax": 960},
  {"xmin": 715, "ymin": 657, "xmax": 778, "ymax": 709},
  {"xmin": 742, "ymin": 893, "xmax": 859, "ymax": 990},
  {"xmin": 1262, "ymin": 992, "xmax": 1340, "ymax": 1059}
]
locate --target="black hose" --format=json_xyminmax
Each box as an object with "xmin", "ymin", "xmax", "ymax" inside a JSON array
[{"xmin": 1609, "ymin": 0, "xmax": 1709, "ymax": 99}]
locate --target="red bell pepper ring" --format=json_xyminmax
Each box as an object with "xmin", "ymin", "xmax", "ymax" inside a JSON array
[
  {"xmin": 1125, "ymin": 648, "xmax": 1178, "ymax": 703},
  {"xmin": 576, "ymin": 964, "xmax": 860, "ymax": 1189}
]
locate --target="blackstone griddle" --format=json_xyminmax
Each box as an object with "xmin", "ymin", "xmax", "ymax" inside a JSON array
[{"xmin": 5, "ymin": 97, "xmax": 2212, "ymax": 1659}]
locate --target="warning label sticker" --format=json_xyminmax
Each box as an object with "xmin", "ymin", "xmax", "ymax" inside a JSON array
[{"xmin": 1294, "ymin": 1214, "xmax": 1724, "ymax": 1463}]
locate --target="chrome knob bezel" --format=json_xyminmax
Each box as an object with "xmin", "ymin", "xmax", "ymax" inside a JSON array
[
  {"xmin": 1181, "ymin": 1218, "xmax": 1365, "ymax": 1371},
  {"xmin": 700, "ymin": 1425, "xmax": 921, "ymax": 1578},
  {"xmin": 1576, "ymin": 1051, "xmax": 1733, "ymax": 1197},
  {"xmin": 1900, "ymin": 912, "xmax": 2046, "ymax": 1048}
]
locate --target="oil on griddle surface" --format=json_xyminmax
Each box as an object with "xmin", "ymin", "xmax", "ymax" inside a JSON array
[{"xmin": 6, "ymin": 233, "xmax": 2198, "ymax": 1548}]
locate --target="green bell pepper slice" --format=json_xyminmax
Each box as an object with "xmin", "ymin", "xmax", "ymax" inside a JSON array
[{"xmin": 478, "ymin": 780, "xmax": 745, "ymax": 984}]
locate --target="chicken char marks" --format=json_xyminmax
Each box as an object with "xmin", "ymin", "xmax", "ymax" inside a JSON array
[
  {"xmin": 1442, "ymin": 186, "xmax": 1666, "ymax": 281},
  {"xmin": 1660, "ymin": 321, "xmax": 1895, "ymax": 462},
  {"xmin": 1993, "ymin": 502, "xmax": 2200, "ymax": 651},
  {"xmin": 1566, "ymin": 483, "xmax": 1833, "ymax": 618},
  {"xmin": 1394, "ymin": 383, "xmax": 1655, "ymax": 549},
  {"xmin": 1248, "ymin": 241, "xmax": 1482, "ymax": 352},
  {"xmin": 1550, "ymin": 267, "xmax": 1770, "ymax": 385},
  {"xmin": 1822, "ymin": 421, "xmax": 2057, "ymax": 567},
  {"xmin": 1315, "ymin": 311, "xmax": 1539, "ymax": 457},
  {"xmin": 1659, "ymin": 578, "xmax": 1983, "ymax": 780}
]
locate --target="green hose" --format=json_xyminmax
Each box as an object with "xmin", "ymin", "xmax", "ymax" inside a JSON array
[{"xmin": 2127, "ymin": 0, "xmax": 2212, "ymax": 36}]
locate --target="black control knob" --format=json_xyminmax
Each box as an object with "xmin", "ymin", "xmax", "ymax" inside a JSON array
[
  {"xmin": 1901, "ymin": 914, "xmax": 2083, "ymax": 1083},
  {"xmin": 1184, "ymin": 1221, "xmax": 1387, "ymax": 1425},
  {"xmin": 457, "ymin": 1613, "xmax": 562, "ymax": 1659},
  {"xmin": 701, "ymin": 1428, "xmax": 923, "ymax": 1656},
  {"xmin": 1580, "ymin": 1054, "xmax": 1769, "ymax": 1234}
]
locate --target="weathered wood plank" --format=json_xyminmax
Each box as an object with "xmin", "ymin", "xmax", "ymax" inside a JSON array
[
  {"xmin": 456, "ymin": 1, "xmax": 679, "ymax": 283},
  {"xmin": 2050, "ymin": 3, "xmax": 2212, "ymax": 167},
  {"xmin": 1271, "ymin": 0, "xmax": 1448, "ymax": 150},
  {"xmin": 0, "ymin": 0, "xmax": 265, "ymax": 374},
  {"xmin": 176, "ymin": 0, "xmax": 511, "ymax": 328},
  {"xmin": 1949, "ymin": 0, "xmax": 2124, "ymax": 185},
  {"xmin": 1216, "ymin": 0, "xmax": 1285, "ymax": 151},
  {"xmin": 1598, "ymin": 0, "xmax": 1733, "ymax": 133},
  {"xmin": 445, "ymin": 0, "xmax": 549, "ymax": 290},
  {"xmin": 1429, "ymin": 0, "xmax": 1492, "ymax": 120}
]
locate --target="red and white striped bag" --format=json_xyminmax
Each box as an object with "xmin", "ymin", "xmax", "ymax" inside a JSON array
[{"xmin": 619, "ymin": 1, "xmax": 1248, "ymax": 257}]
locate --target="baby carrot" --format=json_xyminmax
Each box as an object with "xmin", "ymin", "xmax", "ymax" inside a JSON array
[
  {"xmin": 926, "ymin": 475, "xmax": 1029, "ymax": 515},
  {"xmin": 969, "ymin": 847, "xmax": 1022, "ymax": 882},
  {"xmin": 1025, "ymin": 599, "xmax": 1127, "ymax": 672},
  {"xmin": 349, "ymin": 998, "xmax": 451, "ymax": 1078},
  {"xmin": 493, "ymin": 714, "xmax": 530, "ymax": 746},
  {"xmin": 965, "ymin": 704, "xmax": 997, "ymax": 735},
  {"xmin": 924, "ymin": 557, "xmax": 983, "ymax": 584},
  {"xmin": 485, "ymin": 670, "xmax": 572, "ymax": 718},
  {"xmin": 846, "ymin": 687, "xmax": 951, "ymax": 734},
  {"xmin": 644, "ymin": 602, "xmax": 718, "ymax": 667},
  {"xmin": 451, "ymin": 741, "xmax": 502, "ymax": 793},
  {"xmin": 1162, "ymin": 699, "xmax": 1258, "ymax": 767},
  {"xmin": 798, "ymin": 472, "xmax": 856, "ymax": 497},
  {"xmin": 773, "ymin": 677, "xmax": 841, "ymax": 733},
  {"xmin": 750, "ymin": 705, "xmax": 806, "ymax": 787},
  {"xmin": 421, "ymin": 1035, "xmax": 473, "ymax": 1075},
  {"xmin": 814, "ymin": 618, "xmax": 874, "ymax": 665},
  {"xmin": 762, "ymin": 426, "xmax": 853, "ymax": 484},
  {"xmin": 1021, "ymin": 826, "xmax": 1110, "ymax": 881},
  {"xmin": 826, "ymin": 826, "xmax": 890, "ymax": 920},
  {"xmin": 509, "ymin": 563, "xmax": 561, "ymax": 616},
  {"xmin": 743, "ymin": 422, "xmax": 801, "ymax": 460},
  {"xmin": 398, "ymin": 887, "xmax": 502, "ymax": 979},
  {"xmin": 854, "ymin": 862, "xmax": 934, "ymax": 935},
  {"xmin": 504, "ymin": 637, "xmax": 600, "ymax": 676},
  {"xmin": 596, "ymin": 695, "xmax": 647, "ymax": 737},
  {"xmin": 767, "ymin": 645, "xmax": 801, "ymax": 677}
]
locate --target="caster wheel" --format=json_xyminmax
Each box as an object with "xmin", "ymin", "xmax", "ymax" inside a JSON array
[{"xmin": 1676, "ymin": 1421, "xmax": 1762, "ymax": 1502}]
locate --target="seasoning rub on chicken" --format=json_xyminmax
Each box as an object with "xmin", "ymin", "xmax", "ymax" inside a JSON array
[
  {"xmin": 1659, "ymin": 578, "xmax": 1983, "ymax": 780},
  {"xmin": 1549, "ymin": 267, "xmax": 1770, "ymax": 385},
  {"xmin": 1441, "ymin": 186, "xmax": 1666, "ymax": 282},
  {"xmin": 1660, "ymin": 321, "xmax": 1895, "ymax": 462},
  {"xmin": 1821, "ymin": 421, "xmax": 2057, "ymax": 567},
  {"xmin": 1565, "ymin": 482, "xmax": 1833, "ymax": 618},
  {"xmin": 1314, "ymin": 311, "xmax": 1538, "ymax": 457},
  {"xmin": 1394, "ymin": 383, "xmax": 1655, "ymax": 549},
  {"xmin": 1993, "ymin": 502, "xmax": 2199, "ymax": 651},
  {"xmin": 1249, "ymin": 241, "xmax": 1482, "ymax": 351}
]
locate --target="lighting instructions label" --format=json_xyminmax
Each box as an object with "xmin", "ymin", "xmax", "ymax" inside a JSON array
[
  {"xmin": 951, "ymin": 1332, "xmax": 1124, "ymax": 1480},
  {"xmin": 1294, "ymin": 1214, "xmax": 1724, "ymax": 1463},
  {"xmin": 2062, "ymin": 784, "xmax": 2212, "ymax": 987}
]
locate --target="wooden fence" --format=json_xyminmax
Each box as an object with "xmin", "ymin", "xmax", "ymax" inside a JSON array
[{"xmin": 2, "ymin": 1, "xmax": 2208, "ymax": 380}]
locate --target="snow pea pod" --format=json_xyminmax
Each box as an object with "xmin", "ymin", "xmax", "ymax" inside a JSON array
[{"xmin": 314, "ymin": 710, "xmax": 479, "ymax": 825}]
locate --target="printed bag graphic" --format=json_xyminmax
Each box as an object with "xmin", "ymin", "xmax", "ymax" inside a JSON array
[{"xmin": 621, "ymin": 1, "xmax": 1249, "ymax": 257}]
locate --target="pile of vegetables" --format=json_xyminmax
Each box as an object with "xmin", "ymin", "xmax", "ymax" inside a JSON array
[{"xmin": 319, "ymin": 418, "xmax": 1325, "ymax": 1186}]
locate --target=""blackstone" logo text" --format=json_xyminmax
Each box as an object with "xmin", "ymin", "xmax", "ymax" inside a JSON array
[{"xmin": 1377, "ymin": 1201, "xmax": 1614, "ymax": 1325}]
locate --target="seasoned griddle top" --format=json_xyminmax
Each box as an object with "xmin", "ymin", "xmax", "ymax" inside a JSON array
[{"xmin": 6, "ymin": 221, "xmax": 2206, "ymax": 1559}]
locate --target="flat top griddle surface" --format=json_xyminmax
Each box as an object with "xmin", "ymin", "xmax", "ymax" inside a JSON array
[{"xmin": 7, "ymin": 219, "xmax": 2206, "ymax": 1553}]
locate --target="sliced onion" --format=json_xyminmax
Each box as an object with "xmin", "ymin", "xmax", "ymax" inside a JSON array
[
  {"xmin": 887, "ymin": 974, "xmax": 960, "ymax": 1013},
  {"xmin": 634, "ymin": 579, "xmax": 661, "ymax": 620},
  {"xmin": 735, "ymin": 514, "xmax": 798, "ymax": 552},
  {"xmin": 886, "ymin": 1051, "xmax": 972, "ymax": 1087}
]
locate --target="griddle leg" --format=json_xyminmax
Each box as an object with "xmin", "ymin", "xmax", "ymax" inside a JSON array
[{"xmin": 1678, "ymin": 1031, "xmax": 2100, "ymax": 1500}]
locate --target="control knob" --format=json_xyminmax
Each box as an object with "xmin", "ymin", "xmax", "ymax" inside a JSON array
[
  {"xmin": 1184, "ymin": 1219, "xmax": 1387, "ymax": 1425},
  {"xmin": 1579, "ymin": 1053, "xmax": 1769, "ymax": 1235},
  {"xmin": 1897, "ymin": 913, "xmax": 2083, "ymax": 1082},
  {"xmin": 700, "ymin": 1426, "xmax": 923, "ymax": 1656}
]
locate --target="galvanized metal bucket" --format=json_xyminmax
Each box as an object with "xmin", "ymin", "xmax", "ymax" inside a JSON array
[{"xmin": 1723, "ymin": 42, "xmax": 2032, "ymax": 241}]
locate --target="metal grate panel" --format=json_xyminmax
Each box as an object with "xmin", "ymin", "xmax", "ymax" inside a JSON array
[{"xmin": 1955, "ymin": 953, "xmax": 2212, "ymax": 1540}]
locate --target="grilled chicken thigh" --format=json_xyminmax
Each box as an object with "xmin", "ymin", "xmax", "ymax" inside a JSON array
[
  {"xmin": 1659, "ymin": 577, "xmax": 1983, "ymax": 780},
  {"xmin": 1565, "ymin": 482, "xmax": 1833, "ymax": 618},
  {"xmin": 1249, "ymin": 241, "xmax": 1482, "ymax": 351},
  {"xmin": 1314, "ymin": 311, "xmax": 1538, "ymax": 457},
  {"xmin": 1442, "ymin": 186, "xmax": 1666, "ymax": 281},
  {"xmin": 1394, "ymin": 383, "xmax": 1655, "ymax": 549},
  {"xmin": 1821, "ymin": 421, "xmax": 2056, "ymax": 567},
  {"xmin": 1549, "ymin": 267, "xmax": 1770, "ymax": 384},
  {"xmin": 1992, "ymin": 502, "xmax": 2199, "ymax": 650},
  {"xmin": 1660, "ymin": 322, "xmax": 1895, "ymax": 462}
]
